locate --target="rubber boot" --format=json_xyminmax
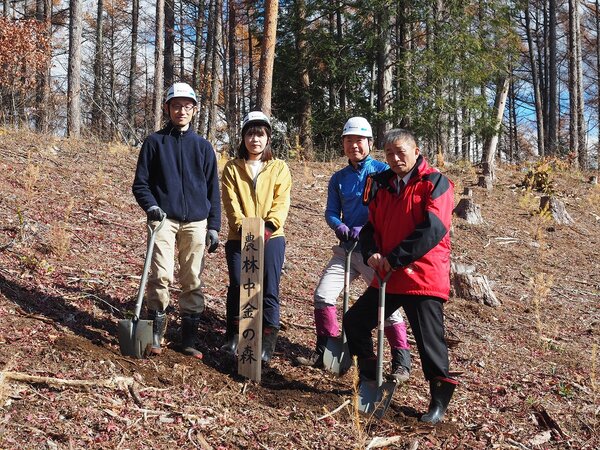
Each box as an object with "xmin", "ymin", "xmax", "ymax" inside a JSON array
[
  {"xmin": 420, "ymin": 377, "xmax": 458, "ymax": 424},
  {"xmin": 295, "ymin": 335, "xmax": 327, "ymax": 368},
  {"xmin": 357, "ymin": 356, "xmax": 377, "ymax": 382},
  {"xmin": 220, "ymin": 316, "xmax": 239, "ymax": 355},
  {"xmin": 261, "ymin": 326, "xmax": 279, "ymax": 364},
  {"xmin": 389, "ymin": 348, "xmax": 411, "ymax": 383},
  {"xmin": 147, "ymin": 310, "xmax": 167, "ymax": 355},
  {"xmin": 181, "ymin": 314, "xmax": 203, "ymax": 359}
]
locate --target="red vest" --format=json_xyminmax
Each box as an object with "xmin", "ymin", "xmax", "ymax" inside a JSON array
[{"xmin": 363, "ymin": 157, "xmax": 454, "ymax": 300}]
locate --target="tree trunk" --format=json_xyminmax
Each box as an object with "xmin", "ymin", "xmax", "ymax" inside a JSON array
[
  {"xmin": 35, "ymin": 0, "xmax": 51, "ymax": 133},
  {"xmin": 127, "ymin": 0, "xmax": 140, "ymax": 142},
  {"xmin": 295, "ymin": 0, "xmax": 313, "ymax": 160},
  {"xmin": 375, "ymin": 5, "xmax": 393, "ymax": 149},
  {"xmin": 481, "ymin": 77, "xmax": 509, "ymax": 184},
  {"xmin": 397, "ymin": 0, "xmax": 411, "ymax": 128},
  {"xmin": 327, "ymin": 9, "xmax": 336, "ymax": 111},
  {"xmin": 247, "ymin": 9, "xmax": 255, "ymax": 110},
  {"xmin": 574, "ymin": 0, "xmax": 586, "ymax": 168},
  {"xmin": 537, "ymin": 3, "xmax": 549, "ymax": 156},
  {"xmin": 524, "ymin": 3, "xmax": 544, "ymax": 157},
  {"xmin": 92, "ymin": 0, "xmax": 104, "ymax": 137},
  {"xmin": 508, "ymin": 78, "xmax": 514, "ymax": 162},
  {"xmin": 256, "ymin": 0, "xmax": 278, "ymax": 115},
  {"xmin": 192, "ymin": 0, "xmax": 206, "ymax": 93},
  {"xmin": 548, "ymin": 0, "xmax": 557, "ymax": 155},
  {"xmin": 67, "ymin": 0, "xmax": 83, "ymax": 138},
  {"xmin": 198, "ymin": 0, "xmax": 215, "ymax": 136},
  {"xmin": 153, "ymin": 0, "xmax": 165, "ymax": 131},
  {"xmin": 226, "ymin": 0, "xmax": 238, "ymax": 155},
  {"xmin": 207, "ymin": 0, "xmax": 222, "ymax": 144},
  {"xmin": 179, "ymin": 1, "xmax": 185, "ymax": 81},
  {"xmin": 336, "ymin": 3, "xmax": 345, "ymax": 112},
  {"xmin": 164, "ymin": 0, "xmax": 175, "ymax": 88},
  {"xmin": 597, "ymin": 0, "xmax": 600, "ymax": 171},
  {"xmin": 568, "ymin": 0, "xmax": 579, "ymax": 168}
]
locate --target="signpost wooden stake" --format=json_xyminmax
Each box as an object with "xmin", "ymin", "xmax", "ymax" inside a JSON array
[{"xmin": 237, "ymin": 217, "xmax": 265, "ymax": 382}]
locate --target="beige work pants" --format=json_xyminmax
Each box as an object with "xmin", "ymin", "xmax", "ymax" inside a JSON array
[{"xmin": 146, "ymin": 218, "xmax": 207, "ymax": 315}]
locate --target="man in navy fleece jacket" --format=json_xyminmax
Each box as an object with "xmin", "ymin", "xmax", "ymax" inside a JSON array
[{"xmin": 132, "ymin": 82, "xmax": 221, "ymax": 359}]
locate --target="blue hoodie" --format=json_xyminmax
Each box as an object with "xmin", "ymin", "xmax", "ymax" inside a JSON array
[
  {"xmin": 325, "ymin": 155, "xmax": 387, "ymax": 230},
  {"xmin": 132, "ymin": 124, "xmax": 221, "ymax": 231}
]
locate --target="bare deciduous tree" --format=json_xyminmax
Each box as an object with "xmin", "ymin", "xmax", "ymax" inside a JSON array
[{"xmin": 67, "ymin": 0, "xmax": 83, "ymax": 138}]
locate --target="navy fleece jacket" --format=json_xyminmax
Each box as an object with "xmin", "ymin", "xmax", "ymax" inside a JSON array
[{"xmin": 132, "ymin": 124, "xmax": 221, "ymax": 231}]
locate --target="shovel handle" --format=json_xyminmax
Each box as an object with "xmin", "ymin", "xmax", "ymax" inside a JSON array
[
  {"xmin": 339, "ymin": 240, "xmax": 358, "ymax": 347},
  {"xmin": 373, "ymin": 270, "xmax": 392, "ymax": 387},
  {"xmin": 133, "ymin": 215, "xmax": 167, "ymax": 321}
]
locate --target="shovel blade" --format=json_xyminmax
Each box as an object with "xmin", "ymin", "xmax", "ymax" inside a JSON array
[
  {"xmin": 118, "ymin": 319, "xmax": 153, "ymax": 358},
  {"xmin": 357, "ymin": 379, "xmax": 397, "ymax": 419},
  {"xmin": 322, "ymin": 336, "xmax": 352, "ymax": 376}
]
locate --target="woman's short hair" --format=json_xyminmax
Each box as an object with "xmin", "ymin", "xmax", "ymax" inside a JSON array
[{"xmin": 238, "ymin": 124, "xmax": 273, "ymax": 161}]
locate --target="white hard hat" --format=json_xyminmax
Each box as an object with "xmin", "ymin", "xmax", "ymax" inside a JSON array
[
  {"xmin": 165, "ymin": 82, "xmax": 197, "ymax": 104},
  {"xmin": 342, "ymin": 116, "xmax": 372, "ymax": 138},
  {"xmin": 242, "ymin": 110, "xmax": 271, "ymax": 132}
]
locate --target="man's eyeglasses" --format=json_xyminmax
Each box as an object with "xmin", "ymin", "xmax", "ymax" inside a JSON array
[{"xmin": 170, "ymin": 104, "xmax": 195, "ymax": 113}]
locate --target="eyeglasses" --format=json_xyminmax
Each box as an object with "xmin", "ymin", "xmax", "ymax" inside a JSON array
[{"xmin": 170, "ymin": 104, "xmax": 195, "ymax": 113}]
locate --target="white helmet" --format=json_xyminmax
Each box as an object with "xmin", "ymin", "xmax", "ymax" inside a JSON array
[
  {"xmin": 342, "ymin": 116, "xmax": 372, "ymax": 138},
  {"xmin": 242, "ymin": 110, "xmax": 271, "ymax": 133},
  {"xmin": 165, "ymin": 82, "xmax": 197, "ymax": 104}
]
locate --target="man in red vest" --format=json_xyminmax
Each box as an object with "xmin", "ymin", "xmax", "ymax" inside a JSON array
[{"xmin": 344, "ymin": 128, "xmax": 458, "ymax": 424}]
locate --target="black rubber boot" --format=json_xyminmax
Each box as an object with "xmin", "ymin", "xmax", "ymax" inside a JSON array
[
  {"xmin": 389, "ymin": 348, "xmax": 411, "ymax": 383},
  {"xmin": 261, "ymin": 326, "xmax": 279, "ymax": 363},
  {"xmin": 357, "ymin": 356, "xmax": 377, "ymax": 382},
  {"xmin": 147, "ymin": 310, "xmax": 168, "ymax": 355},
  {"xmin": 220, "ymin": 316, "xmax": 239, "ymax": 355},
  {"xmin": 420, "ymin": 377, "xmax": 458, "ymax": 424},
  {"xmin": 295, "ymin": 335, "xmax": 327, "ymax": 367},
  {"xmin": 181, "ymin": 314, "xmax": 203, "ymax": 359}
]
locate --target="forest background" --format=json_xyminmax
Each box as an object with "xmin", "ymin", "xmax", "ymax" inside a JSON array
[{"xmin": 1, "ymin": 0, "xmax": 600, "ymax": 170}]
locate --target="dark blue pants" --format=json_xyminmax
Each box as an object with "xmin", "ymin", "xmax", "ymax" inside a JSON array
[
  {"xmin": 225, "ymin": 237, "xmax": 286, "ymax": 329},
  {"xmin": 344, "ymin": 287, "xmax": 450, "ymax": 381}
]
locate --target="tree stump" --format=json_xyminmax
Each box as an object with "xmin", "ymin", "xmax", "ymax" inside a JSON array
[
  {"xmin": 453, "ymin": 198, "xmax": 484, "ymax": 225},
  {"xmin": 540, "ymin": 196, "xmax": 574, "ymax": 225},
  {"xmin": 451, "ymin": 262, "xmax": 500, "ymax": 307},
  {"xmin": 478, "ymin": 175, "xmax": 493, "ymax": 191},
  {"xmin": 463, "ymin": 187, "xmax": 473, "ymax": 197},
  {"xmin": 589, "ymin": 176, "xmax": 597, "ymax": 185}
]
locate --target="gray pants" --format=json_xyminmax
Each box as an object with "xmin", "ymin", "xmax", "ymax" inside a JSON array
[{"xmin": 314, "ymin": 245, "xmax": 405, "ymax": 327}]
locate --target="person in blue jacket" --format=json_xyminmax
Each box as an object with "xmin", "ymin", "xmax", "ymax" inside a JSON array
[
  {"xmin": 132, "ymin": 82, "xmax": 221, "ymax": 359},
  {"xmin": 295, "ymin": 117, "xmax": 411, "ymax": 382}
]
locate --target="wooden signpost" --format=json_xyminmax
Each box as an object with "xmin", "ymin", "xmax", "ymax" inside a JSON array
[{"xmin": 237, "ymin": 217, "xmax": 265, "ymax": 382}]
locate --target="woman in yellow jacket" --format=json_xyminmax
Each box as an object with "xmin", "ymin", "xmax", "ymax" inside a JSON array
[{"xmin": 220, "ymin": 111, "xmax": 292, "ymax": 363}]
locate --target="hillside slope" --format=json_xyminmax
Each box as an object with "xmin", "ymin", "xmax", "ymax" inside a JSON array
[{"xmin": 0, "ymin": 130, "xmax": 598, "ymax": 449}]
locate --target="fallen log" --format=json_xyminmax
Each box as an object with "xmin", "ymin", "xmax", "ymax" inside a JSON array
[{"xmin": 0, "ymin": 371, "xmax": 134, "ymax": 390}]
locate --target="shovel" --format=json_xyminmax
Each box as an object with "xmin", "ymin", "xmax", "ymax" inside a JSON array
[
  {"xmin": 118, "ymin": 215, "xmax": 166, "ymax": 358},
  {"xmin": 356, "ymin": 270, "xmax": 397, "ymax": 419},
  {"xmin": 322, "ymin": 240, "xmax": 358, "ymax": 376}
]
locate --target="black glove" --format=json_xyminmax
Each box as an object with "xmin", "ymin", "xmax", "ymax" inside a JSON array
[
  {"xmin": 206, "ymin": 229, "xmax": 219, "ymax": 253},
  {"xmin": 147, "ymin": 206, "xmax": 166, "ymax": 222}
]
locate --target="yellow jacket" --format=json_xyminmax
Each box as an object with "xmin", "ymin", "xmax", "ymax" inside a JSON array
[{"xmin": 221, "ymin": 158, "xmax": 292, "ymax": 240}]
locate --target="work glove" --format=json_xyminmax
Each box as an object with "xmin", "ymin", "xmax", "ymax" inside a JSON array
[
  {"xmin": 147, "ymin": 206, "xmax": 166, "ymax": 222},
  {"xmin": 335, "ymin": 223, "xmax": 350, "ymax": 242},
  {"xmin": 264, "ymin": 225, "xmax": 275, "ymax": 242},
  {"xmin": 206, "ymin": 229, "xmax": 219, "ymax": 253},
  {"xmin": 349, "ymin": 226, "xmax": 362, "ymax": 241}
]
